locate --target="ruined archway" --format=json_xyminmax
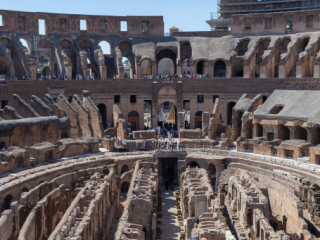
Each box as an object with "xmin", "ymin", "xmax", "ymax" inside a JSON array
[
  {"xmin": 236, "ymin": 39, "xmax": 250, "ymax": 56},
  {"xmin": 0, "ymin": 57, "xmax": 9, "ymax": 80},
  {"xmin": 196, "ymin": 60, "xmax": 207, "ymax": 75},
  {"xmin": 274, "ymin": 38, "xmax": 291, "ymax": 77},
  {"xmin": 121, "ymin": 165, "xmax": 130, "ymax": 175},
  {"xmin": 1, "ymin": 194, "xmax": 13, "ymax": 213},
  {"xmin": 158, "ymin": 58, "xmax": 174, "ymax": 76},
  {"xmin": 97, "ymin": 104, "xmax": 107, "ymax": 130},
  {"xmin": 157, "ymin": 49, "xmax": 176, "ymax": 75},
  {"xmin": 188, "ymin": 161, "xmax": 200, "ymax": 168},
  {"xmin": 255, "ymin": 39, "xmax": 271, "ymax": 77},
  {"xmin": 118, "ymin": 40, "xmax": 135, "ymax": 78}
]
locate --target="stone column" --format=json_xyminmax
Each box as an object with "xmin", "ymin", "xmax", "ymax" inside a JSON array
[
  {"xmin": 296, "ymin": 62, "xmax": 302, "ymax": 78},
  {"xmin": 136, "ymin": 63, "xmax": 141, "ymax": 79},
  {"xmin": 260, "ymin": 63, "xmax": 266, "ymax": 78},
  {"xmin": 307, "ymin": 127, "xmax": 319, "ymax": 145},
  {"xmin": 100, "ymin": 66, "xmax": 107, "ymax": 79},
  {"xmin": 226, "ymin": 64, "xmax": 232, "ymax": 78},
  {"xmin": 278, "ymin": 63, "xmax": 285, "ymax": 78},
  {"xmin": 314, "ymin": 61, "xmax": 320, "ymax": 78},
  {"xmin": 176, "ymin": 62, "xmax": 182, "ymax": 75},
  {"xmin": 66, "ymin": 65, "xmax": 72, "ymax": 80},
  {"xmin": 118, "ymin": 66, "xmax": 124, "ymax": 79},
  {"xmin": 177, "ymin": 112, "xmax": 185, "ymax": 131}
]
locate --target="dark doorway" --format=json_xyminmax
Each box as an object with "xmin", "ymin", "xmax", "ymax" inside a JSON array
[
  {"xmin": 121, "ymin": 181, "xmax": 130, "ymax": 195},
  {"xmin": 121, "ymin": 165, "xmax": 129, "ymax": 174},
  {"xmin": 227, "ymin": 102, "xmax": 236, "ymax": 126},
  {"xmin": 1, "ymin": 195, "xmax": 13, "ymax": 213},
  {"xmin": 214, "ymin": 60, "xmax": 226, "ymax": 77},
  {"xmin": 97, "ymin": 104, "xmax": 107, "ymax": 129},
  {"xmin": 160, "ymin": 157, "xmax": 178, "ymax": 186},
  {"xmin": 131, "ymin": 122, "xmax": 136, "ymax": 131}
]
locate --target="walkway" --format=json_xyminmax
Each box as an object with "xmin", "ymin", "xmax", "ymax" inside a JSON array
[{"xmin": 159, "ymin": 190, "xmax": 180, "ymax": 240}]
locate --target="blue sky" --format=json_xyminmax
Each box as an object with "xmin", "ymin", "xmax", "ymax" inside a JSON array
[{"xmin": 1, "ymin": 0, "xmax": 218, "ymax": 33}]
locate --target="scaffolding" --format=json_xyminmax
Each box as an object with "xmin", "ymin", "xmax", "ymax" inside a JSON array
[
  {"xmin": 207, "ymin": 0, "xmax": 320, "ymax": 30},
  {"xmin": 219, "ymin": 0, "xmax": 320, "ymax": 19}
]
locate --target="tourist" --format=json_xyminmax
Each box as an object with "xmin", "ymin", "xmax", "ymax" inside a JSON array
[{"xmin": 158, "ymin": 141, "xmax": 161, "ymax": 150}]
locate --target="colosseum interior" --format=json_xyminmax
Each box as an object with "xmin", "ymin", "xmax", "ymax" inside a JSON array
[{"xmin": 2, "ymin": 7, "xmax": 320, "ymax": 240}]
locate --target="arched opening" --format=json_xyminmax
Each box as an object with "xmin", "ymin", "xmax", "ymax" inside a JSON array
[
  {"xmin": 122, "ymin": 57, "xmax": 130, "ymax": 78},
  {"xmin": 188, "ymin": 161, "xmax": 200, "ymax": 168},
  {"xmin": 20, "ymin": 38, "xmax": 29, "ymax": 51},
  {"xmin": 121, "ymin": 181, "xmax": 130, "ymax": 195},
  {"xmin": 29, "ymin": 124, "xmax": 42, "ymax": 146},
  {"xmin": 97, "ymin": 104, "xmax": 107, "ymax": 130},
  {"xmin": 37, "ymin": 39, "xmax": 51, "ymax": 48},
  {"xmin": 22, "ymin": 187, "xmax": 29, "ymax": 193},
  {"xmin": 214, "ymin": 60, "xmax": 226, "ymax": 77},
  {"xmin": 196, "ymin": 60, "xmax": 207, "ymax": 75},
  {"xmin": 158, "ymin": 58, "xmax": 174, "ymax": 76},
  {"xmin": 275, "ymin": 38, "xmax": 291, "ymax": 77},
  {"xmin": 143, "ymin": 227, "xmax": 147, "ymax": 239},
  {"xmin": 140, "ymin": 59, "xmax": 152, "ymax": 78},
  {"xmin": 59, "ymin": 39, "xmax": 75, "ymax": 78},
  {"xmin": 99, "ymin": 41, "xmax": 111, "ymax": 55},
  {"xmin": 195, "ymin": 111, "xmax": 203, "ymax": 129},
  {"xmin": 158, "ymin": 102, "xmax": 177, "ymax": 130},
  {"xmin": 270, "ymin": 220, "xmax": 278, "ymax": 231},
  {"xmin": 121, "ymin": 165, "xmax": 130, "ymax": 175},
  {"xmin": 1, "ymin": 195, "xmax": 13, "ymax": 213},
  {"xmin": 37, "ymin": 56, "xmax": 51, "ymax": 79},
  {"xmin": 233, "ymin": 58, "xmax": 244, "ymax": 77},
  {"xmin": 128, "ymin": 111, "xmax": 139, "ymax": 131},
  {"xmin": 279, "ymin": 125, "xmax": 290, "ymax": 140},
  {"xmin": 312, "ymin": 184, "xmax": 320, "ymax": 191},
  {"xmin": 157, "ymin": 49, "xmax": 176, "ymax": 76},
  {"xmin": 87, "ymin": 58, "xmax": 91, "ymax": 64},
  {"xmin": 257, "ymin": 123, "xmax": 263, "ymax": 137},
  {"xmin": 227, "ymin": 102, "xmax": 236, "ymax": 126},
  {"xmin": 181, "ymin": 42, "xmax": 192, "ymax": 63},
  {"xmin": 296, "ymin": 126, "xmax": 308, "ymax": 141},
  {"xmin": 236, "ymin": 40, "xmax": 250, "ymax": 56},
  {"xmin": 255, "ymin": 39, "xmax": 271, "ymax": 77},
  {"xmin": 182, "ymin": 58, "xmax": 192, "ymax": 75},
  {"xmin": 119, "ymin": 41, "xmax": 134, "ymax": 78}
]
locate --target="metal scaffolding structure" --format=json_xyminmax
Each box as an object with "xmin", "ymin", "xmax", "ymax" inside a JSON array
[
  {"xmin": 207, "ymin": 0, "xmax": 320, "ymax": 30},
  {"xmin": 219, "ymin": 0, "xmax": 320, "ymax": 18}
]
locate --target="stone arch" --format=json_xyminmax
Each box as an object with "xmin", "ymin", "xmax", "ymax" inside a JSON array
[
  {"xmin": 214, "ymin": 60, "xmax": 226, "ymax": 77},
  {"xmin": 313, "ymin": 184, "xmax": 320, "ymax": 191},
  {"xmin": 11, "ymin": 126, "xmax": 26, "ymax": 148},
  {"xmin": 20, "ymin": 38, "xmax": 30, "ymax": 51},
  {"xmin": 37, "ymin": 39, "xmax": 51, "ymax": 48},
  {"xmin": 97, "ymin": 103, "xmax": 107, "ymax": 130},
  {"xmin": 257, "ymin": 123, "xmax": 263, "ymax": 137},
  {"xmin": 208, "ymin": 163, "xmax": 216, "ymax": 174},
  {"xmin": 255, "ymin": 38, "xmax": 271, "ymax": 77},
  {"xmin": 21, "ymin": 187, "xmax": 29, "ymax": 193},
  {"xmin": 196, "ymin": 59, "xmax": 208, "ymax": 75},
  {"xmin": 187, "ymin": 161, "xmax": 200, "ymax": 168},
  {"xmin": 121, "ymin": 165, "xmax": 130, "ymax": 175},
  {"xmin": 158, "ymin": 86, "xmax": 177, "ymax": 96},
  {"xmin": 274, "ymin": 37, "xmax": 291, "ymax": 77},
  {"xmin": 29, "ymin": 124, "xmax": 42, "ymax": 146},
  {"xmin": 279, "ymin": 125, "xmax": 290, "ymax": 140},
  {"xmin": 233, "ymin": 58, "xmax": 244, "ymax": 77},
  {"xmin": 1, "ymin": 194, "xmax": 13, "ymax": 213},
  {"xmin": 158, "ymin": 101, "xmax": 177, "ymax": 127},
  {"xmin": 139, "ymin": 58, "xmax": 153, "ymax": 76},
  {"xmin": 78, "ymin": 39, "xmax": 92, "ymax": 50},
  {"xmin": 118, "ymin": 40, "xmax": 135, "ymax": 77},
  {"xmin": 38, "ymin": 55, "xmax": 52, "ymax": 76},
  {"xmin": 46, "ymin": 123, "xmax": 59, "ymax": 143},
  {"xmin": 236, "ymin": 39, "xmax": 250, "ymax": 56},
  {"xmin": 157, "ymin": 49, "xmax": 177, "ymax": 74},
  {"xmin": 121, "ymin": 181, "xmax": 130, "ymax": 194},
  {"xmin": 98, "ymin": 40, "xmax": 112, "ymax": 55},
  {"xmin": 59, "ymin": 38, "xmax": 73, "ymax": 49}
]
